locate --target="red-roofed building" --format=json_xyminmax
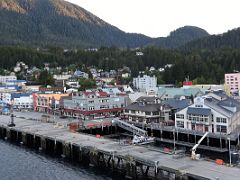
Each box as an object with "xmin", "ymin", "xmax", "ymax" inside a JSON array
[{"xmin": 62, "ymin": 91, "xmax": 129, "ymax": 118}]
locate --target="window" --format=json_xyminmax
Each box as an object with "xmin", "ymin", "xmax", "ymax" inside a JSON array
[
  {"xmin": 188, "ymin": 114, "xmax": 209, "ymax": 123},
  {"xmin": 130, "ymin": 110, "xmax": 136, "ymax": 114},
  {"xmin": 176, "ymin": 121, "xmax": 184, "ymax": 128},
  {"xmin": 195, "ymin": 105, "xmax": 203, "ymax": 108},
  {"xmin": 153, "ymin": 111, "xmax": 159, "ymax": 116},
  {"xmin": 100, "ymin": 105, "xmax": 109, "ymax": 109},
  {"xmin": 176, "ymin": 114, "xmax": 184, "ymax": 119},
  {"xmin": 88, "ymin": 106, "xmax": 95, "ymax": 110},
  {"xmin": 103, "ymin": 99, "xmax": 109, "ymax": 103},
  {"xmin": 113, "ymin": 104, "xmax": 118, "ymax": 108},
  {"xmin": 89, "ymin": 101, "xmax": 94, "ymax": 104},
  {"xmin": 216, "ymin": 117, "xmax": 227, "ymax": 123},
  {"xmin": 99, "ymin": 99, "xmax": 109, "ymax": 103},
  {"xmin": 124, "ymin": 109, "xmax": 129, "ymax": 113},
  {"xmin": 216, "ymin": 125, "xmax": 227, "ymax": 133},
  {"xmin": 145, "ymin": 112, "xmax": 151, "ymax": 115}
]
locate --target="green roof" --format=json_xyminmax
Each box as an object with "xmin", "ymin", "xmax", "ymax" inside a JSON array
[{"xmin": 157, "ymin": 87, "xmax": 207, "ymax": 98}]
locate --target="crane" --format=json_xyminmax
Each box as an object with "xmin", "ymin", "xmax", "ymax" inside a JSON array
[{"xmin": 191, "ymin": 131, "xmax": 209, "ymax": 160}]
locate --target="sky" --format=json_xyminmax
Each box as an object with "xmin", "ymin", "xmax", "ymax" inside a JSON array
[{"xmin": 66, "ymin": 0, "xmax": 240, "ymax": 38}]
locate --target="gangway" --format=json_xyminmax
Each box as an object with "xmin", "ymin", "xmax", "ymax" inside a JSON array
[{"xmin": 112, "ymin": 118, "xmax": 148, "ymax": 137}]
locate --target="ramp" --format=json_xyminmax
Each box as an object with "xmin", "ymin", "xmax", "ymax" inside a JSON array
[{"xmin": 112, "ymin": 118, "xmax": 147, "ymax": 137}]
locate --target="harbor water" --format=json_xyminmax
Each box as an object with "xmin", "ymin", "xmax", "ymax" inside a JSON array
[{"xmin": 0, "ymin": 140, "xmax": 116, "ymax": 180}]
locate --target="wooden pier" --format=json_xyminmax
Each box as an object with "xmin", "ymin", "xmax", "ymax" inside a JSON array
[{"xmin": 0, "ymin": 114, "xmax": 240, "ymax": 180}]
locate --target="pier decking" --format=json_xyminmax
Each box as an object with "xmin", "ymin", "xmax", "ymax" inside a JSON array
[{"xmin": 0, "ymin": 114, "xmax": 240, "ymax": 179}]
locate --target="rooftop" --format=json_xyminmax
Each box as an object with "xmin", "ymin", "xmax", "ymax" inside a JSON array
[
  {"xmin": 125, "ymin": 102, "xmax": 165, "ymax": 112},
  {"xmin": 11, "ymin": 93, "xmax": 32, "ymax": 100},
  {"xmin": 136, "ymin": 96, "xmax": 160, "ymax": 103},
  {"xmin": 163, "ymin": 99, "xmax": 192, "ymax": 110},
  {"xmin": 158, "ymin": 87, "xmax": 205, "ymax": 98},
  {"xmin": 36, "ymin": 93, "xmax": 69, "ymax": 101},
  {"xmin": 187, "ymin": 107, "xmax": 211, "ymax": 116}
]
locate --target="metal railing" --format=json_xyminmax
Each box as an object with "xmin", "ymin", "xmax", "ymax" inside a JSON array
[{"xmin": 113, "ymin": 118, "xmax": 148, "ymax": 137}]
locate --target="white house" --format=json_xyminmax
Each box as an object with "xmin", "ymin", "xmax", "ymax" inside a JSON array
[
  {"xmin": 74, "ymin": 70, "xmax": 89, "ymax": 79},
  {"xmin": 121, "ymin": 73, "xmax": 130, "ymax": 78},
  {"xmin": 136, "ymin": 52, "xmax": 144, "ymax": 56},
  {"xmin": 0, "ymin": 75, "xmax": 17, "ymax": 84},
  {"xmin": 53, "ymin": 74, "xmax": 72, "ymax": 80},
  {"xmin": 149, "ymin": 67, "xmax": 156, "ymax": 72},
  {"xmin": 66, "ymin": 80, "xmax": 80, "ymax": 88},
  {"xmin": 175, "ymin": 91, "xmax": 240, "ymax": 134}
]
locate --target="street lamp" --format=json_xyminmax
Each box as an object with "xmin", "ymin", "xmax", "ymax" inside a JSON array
[
  {"xmin": 8, "ymin": 114, "xmax": 15, "ymax": 127},
  {"xmin": 173, "ymin": 127, "xmax": 176, "ymax": 153},
  {"xmin": 8, "ymin": 101, "xmax": 15, "ymax": 127},
  {"xmin": 101, "ymin": 119, "xmax": 103, "ymax": 132},
  {"xmin": 228, "ymin": 137, "xmax": 232, "ymax": 166}
]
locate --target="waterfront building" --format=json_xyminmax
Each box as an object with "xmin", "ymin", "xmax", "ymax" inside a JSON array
[
  {"xmin": 33, "ymin": 93, "xmax": 69, "ymax": 113},
  {"xmin": 163, "ymin": 99, "xmax": 192, "ymax": 120},
  {"xmin": 63, "ymin": 91, "xmax": 127, "ymax": 118},
  {"xmin": 11, "ymin": 93, "xmax": 33, "ymax": 110},
  {"xmin": 123, "ymin": 96, "xmax": 171, "ymax": 124},
  {"xmin": 133, "ymin": 75, "xmax": 157, "ymax": 92},
  {"xmin": 175, "ymin": 91, "xmax": 240, "ymax": 134}
]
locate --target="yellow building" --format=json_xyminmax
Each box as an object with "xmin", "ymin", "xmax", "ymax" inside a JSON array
[{"xmin": 33, "ymin": 93, "xmax": 69, "ymax": 113}]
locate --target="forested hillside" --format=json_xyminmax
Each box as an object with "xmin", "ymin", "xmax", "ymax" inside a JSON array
[
  {"xmin": 1, "ymin": 46, "xmax": 240, "ymax": 85},
  {"xmin": 0, "ymin": 0, "xmax": 209, "ymax": 48},
  {"xmin": 150, "ymin": 26, "xmax": 209, "ymax": 48},
  {"xmin": 183, "ymin": 28, "xmax": 240, "ymax": 50}
]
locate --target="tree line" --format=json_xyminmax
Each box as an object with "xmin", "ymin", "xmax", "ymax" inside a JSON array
[{"xmin": 0, "ymin": 46, "xmax": 240, "ymax": 85}]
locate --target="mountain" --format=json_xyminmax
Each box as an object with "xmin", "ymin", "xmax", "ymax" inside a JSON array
[
  {"xmin": 183, "ymin": 28, "xmax": 240, "ymax": 50},
  {"xmin": 150, "ymin": 26, "xmax": 209, "ymax": 48},
  {"xmin": 0, "ymin": 0, "xmax": 209, "ymax": 48}
]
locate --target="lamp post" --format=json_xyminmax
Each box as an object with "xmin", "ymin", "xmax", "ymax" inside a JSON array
[
  {"xmin": 101, "ymin": 119, "xmax": 103, "ymax": 132},
  {"xmin": 173, "ymin": 127, "xmax": 176, "ymax": 153},
  {"xmin": 8, "ymin": 101, "xmax": 15, "ymax": 127},
  {"xmin": 228, "ymin": 137, "xmax": 232, "ymax": 166}
]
